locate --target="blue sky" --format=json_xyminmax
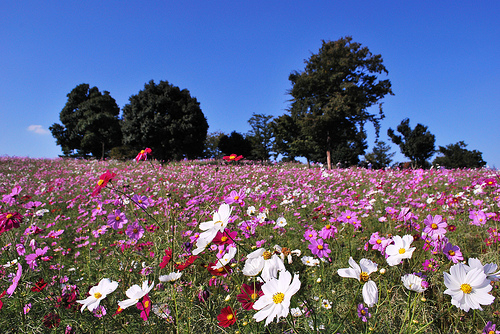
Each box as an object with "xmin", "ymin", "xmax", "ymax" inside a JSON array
[{"xmin": 1, "ymin": 1, "xmax": 499, "ymax": 167}]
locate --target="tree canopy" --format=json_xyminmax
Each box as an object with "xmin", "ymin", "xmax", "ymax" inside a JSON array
[
  {"xmin": 50, "ymin": 84, "xmax": 122, "ymax": 158},
  {"xmin": 388, "ymin": 118, "xmax": 436, "ymax": 168},
  {"xmin": 247, "ymin": 113, "xmax": 274, "ymax": 161},
  {"xmin": 121, "ymin": 80, "xmax": 208, "ymax": 161},
  {"xmin": 433, "ymin": 141, "xmax": 486, "ymax": 168},
  {"xmin": 282, "ymin": 37, "xmax": 393, "ymax": 167},
  {"xmin": 217, "ymin": 131, "xmax": 252, "ymax": 158},
  {"xmin": 364, "ymin": 140, "xmax": 395, "ymax": 169}
]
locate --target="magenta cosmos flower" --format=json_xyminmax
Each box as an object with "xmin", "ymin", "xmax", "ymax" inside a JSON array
[
  {"xmin": 126, "ymin": 221, "xmax": 145, "ymax": 240},
  {"xmin": 308, "ymin": 238, "xmax": 331, "ymax": 258},
  {"xmin": 107, "ymin": 210, "xmax": 128, "ymax": 230},
  {"xmin": 91, "ymin": 170, "xmax": 116, "ymax": 197},
  {"xmin": 135, "ymin": 148, "xmax": 152, "ymax": 162},
  {"xmin": 422, "ymin": 214, "xmax": 447, "ymax": 237}
]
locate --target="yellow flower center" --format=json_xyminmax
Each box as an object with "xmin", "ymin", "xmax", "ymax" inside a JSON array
[
  {"xmin": 359, "ymin": 272, "xmax": 369, "ymax": 282},
  {"xmin": 272, "ymin": 292, "xmax": 285, "ymax": 304},
  {"xmin": 250, "ymin": 293, "xmax": 258, "ymax": 300},
  {"xmin": 360, "ymin": 309, "xmax": 366, "ymax": 316},
  {"xmin": 140, "ymin": 150, "xmax": 145, "ymax": 154},
  {"xmin": 133, "ymin": 228, "xmax": 138, "ymax": 233},
  {"xmin": 138, "ymin": 200, "xmax": 142, "ymax": 203},
  {"xmin": 460, "ymin": 283, "xmax": 472, "ymax": 294},
  {"xmin": 115, "ymin": 216, "xmax": 121, "ymax": 221},
  {"xmin": 399, "ymin": 248, "xmax": 406, "ymax": 254},
  {"xmin": 263, "ymin": 251, "xmax": 272, "ymax": 260},
  {"xmin": 97, "ymin": 180, "xmax": 105, "ymax": 186},
  {"xmin": 221, "ymin": 236, "xmax": 228, "ymax": 242},
  {"xmin": 94, "ymin": 292, "xmax": 102, "ymax": 299},
  {"xmin": 226, "ymin": 314, "xmax": 233, "ymax": 320},
  {"xmin": 325, "ymin": 224, "xmax": 331, "ymax": 229},
  {"xmin": 489, "ymin": 331, "xmax": 495, "ymax": 334},
  {"xmin": 234, "ymin": 196, "xmax": 239, "ymax": 200},
  {"xmin": 215, "ymin": 220, "xmax": 223, "ymax": 227},
  {"xmin": 346, "ymin": 216, "xmax": 351, "ymax": 219},
  {"xmin": 144, "ymin": 300, "xmax": 150, "ymax": 308},
  {"xmin": 431, "ymin": 223, "xmax": 438, "ymax": 229},
  {"xmin": 448, "ymin": 250, "xmax": 455, "ymax": 256},
  {"xmin": 317, "ymin": 244, "xmax": 324, "ymax": 250},
  {"xmin": 376, "ymin": 239, "xmax": 382, "ymax": 244},
  {"xmin": 6, "ymin": 214, "xmax": 13, "ymax": 220}
]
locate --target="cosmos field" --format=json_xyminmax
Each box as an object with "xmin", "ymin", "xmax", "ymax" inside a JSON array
[{"xmin": 0, "ymin": 156, "xmax": 499, "ymax": 333}]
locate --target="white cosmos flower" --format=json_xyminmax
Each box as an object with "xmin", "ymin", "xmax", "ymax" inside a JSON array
[
  {"xmin": 301, "ymin": 256, "xmax": 320, "ymax": 267},
  {"xmin": 192, "ymin": 204, "xmax": 233, "ymax": 255},
  {"xmin": 338, "ymin": 257, "xmax": 379, "ymax": 307},
  {"xmin": 444, "ymin": 263, "xmax": 494, "ymax": 312},
  {"xmin": 401, "ymin": 274, "xmax": 426, "ymax": 293},
  {"xmin": 242, "ymin": 248, "xmax": 285, "ymax": 282},
  {"xmin": 253, "ymin": 270, "xmax": 301, "ymax": 326},
  {"xmin": 466, "ymin": 258, "xmax": 500, "ymax": 281},
  {"xmin": 159, "ymin": 271, "xmax": 182, "ymax": 282},
  {"xmin": 76, "ymin": 278, "xmax": 118, "ymax": 312},
  {"xmin": 211, "ymin": 246, "xmax": 237, "ymax": 270},
  {"xmin": 118, "ymin": 280, "xmax": 154, "ymax": 310},
  {"xmin": 385, "ymin": 235, "xmax": 416, "ymax": 266},
  {"xmin": 275, "ymin": 217, "xmax": 287, "ymax": 227}
]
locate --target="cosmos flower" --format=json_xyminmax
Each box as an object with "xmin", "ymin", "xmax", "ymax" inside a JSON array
[
  {"xmin": 217, "ymin": 306, "xmax": 237, "ymax": 327},
  {"xmin": 212, "ymin": 246, "xmax": 237, "ymax": 270},
  {"xmin": 6, "ymin": 263, "xmax": 22, "ymax": 296},
  {"xmin": 117, "ymin": 280, "xmax": 154, "ymax": 311},
  {"xmin": 401, "ymin": 273, "xmax": 427, "ymax": 293},
  {"xmin": 443, "ymin": 263, "xmax": 494, "ymax": 312},
  {"xmin": 135, "ymin": 148, "xmax": 152, "ymax": 162},
  {"xmin": 357, "ymin": 303, "xmax": 371, "ymax": 322},
  {"xmin": 385, "ymin": 235, "xmax": 416, "ymax": 266},
  {"xmin": 338, "ymin": 257, "xmax": 378, "ymax": 307},
  {"xmin": 125, "ymin": 221, "xmax": 145, "ymax": 240},
  {"xmin": 76, "ymin": 278, "xmax": 119, "ymax": 313},
  {"xmin": 91, "ymin": 170, "xmax": 116, "ymax": 197},
  {"xmin": 308, "ymin": 238, "xmax": 331, "ymax": 258},
  {"xmin": 242, "ymin": 248, "xmax": 285, "ymax": 282},
  {"xmin": 192, "ymin": 204, "xmax": 233, "ymax": 255},
  {"xmin": 237, "ymin": 283, "xmax": 263, "ymax": 310},
  {"xmin": 223, "ymin": 154, "xmax": 243, "ymax": 162},
  {"xmin": 159, "ymin": 271, "xmax": 182, "ymax": 282},
  {"xmin": 422, "ymin": 214, "xmax": 447, "ymax": 237},
  {"xmin": 443, "ymin": 242, "xmax": 464, "ymax": 263},
  {"xmin": 252, "ymin": 270, "xmax": 301, "ymax": 326}
]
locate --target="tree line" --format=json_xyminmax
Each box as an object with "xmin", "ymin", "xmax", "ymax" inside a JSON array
[{"xmin": 50, "ymin": 37, "xmax": 486, "ymax": 169}]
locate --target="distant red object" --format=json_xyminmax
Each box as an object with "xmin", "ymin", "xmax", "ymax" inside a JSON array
[
  {"xmin": 223, "ymin": 154, "xmax": 243, "ymax": 162},
  {"xmin": 135, "ymin": 148, "xmax": 152, "ymax": 162}
]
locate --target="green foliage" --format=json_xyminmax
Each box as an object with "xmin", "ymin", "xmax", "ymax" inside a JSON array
[
  {"xmin": 364, "ymin": 140, "xmax": 395, "ymax": 169},
  {"xmin": 284, "ymin": 37, "xmax": 393, "ymax": 165},
  {"xmin": 247, "ymin": 113, "xmax": 274, "ymax": 161},
  {"xmin": 433, "ymin": 141, "xmax": 486, "ymax": 168},
  {"xmin": 217, "ymin": 131, "xmax": 252, "ymax": 158},
  {"xmin": 121, "ymin": 80, "xmax": 209, "ymax": 161},
  {"xmin": 388, "ymin": 118, "xmax": 436, "ymax": 168},
  {"xmin": 50, "ymin": 84, "xmax": 122, "ymax": 158},
  {"xmin": 109, "ymin": 145, "xmax": 138, "ymax": 161},
  {"xmin": 203, "ymin": 131, "xmax": 226, "ymax": 159}
]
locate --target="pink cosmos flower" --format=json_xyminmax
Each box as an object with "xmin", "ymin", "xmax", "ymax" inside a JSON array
[
  {"xmin": 357, "ymin": 303, "xmax": 371, "ymax": 322},
  {"xmin": 107, "ymin": 210, "xmax": 128, "ymax": 230},
  {"xmin": 422, "ymin": 214, "xmax": 447, "ymax": 237},
  {"xmin": 308, "ymin": 238, "xmax": 331, "ymax": 258},
  {"xmin": 304, "ymin": 229, "xmax": 317, "ymax": 241},
  {"xmin": 126, "ymin": 221, "xmax": 144, "ymax": 240},
  {"xmin": 224, "ymin": 189, "xmax": 246, "ymax": 206},
  {"xmin": 443, "ymin": 242, "xmax": 464, "ymax": 263},
  {"xmin": 137, "ymin": 294, "xmax": 152, "ymax": 321},
  {"xmin": 91, "ymin": 170, "xmax": 116, "ymax": 197},
  {"xmin": 469, "ymin": 210, "xmax": 487, "ymax": 226},
  {"xmin": 0, "ymin": 212, "xmax": 23, "ymax": 235},
  {"xmin": 135, "ymin": 148, "xmax": 152, "ymax": 162},
  {"xmin": 319, "ymin": 224, "xmax": 337, "ymax": 239},
  {"xmin": 6, "ymin": 263, "xmax": 22, "ymax": 295},
  {"xmin": 223, "ymin": 154, "xmax": 243, "ymax": 162},
  {"xmin": 131, "ymin": 195, "xmax": 151, "ymax": 209}
]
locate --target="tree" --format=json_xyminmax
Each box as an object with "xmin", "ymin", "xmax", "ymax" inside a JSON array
[
  {"xmin": 50, "ymin": 84, "xmax": 122, "ymax": 158},
  {"xmin": 217, "ymin": 131, "xmax": 252, "ymax": 158},
  {"xmin": 364, "ymin": 140, "xmax": 395, "ymax": 169},
  {"xmin": 121, "ymin": 80, "xmax": 208, "ymax": 161},
  {"xmin": 247, "ymin": 113, "xmax": 274, "ymax": 161},
  {"xmin": 286, "ymin": 37, "xmax": 393, "ymax": 168},
  {"xmin": 388, "ymin": 118, "xmax": 436, "ymax": 168},
  {"xmin": 203, "ymin": 131, "xmax": 225, "ymax": 159},
  {"xmin": 433, "ymin": 141, "xmax": 486, "ymax": 168}
]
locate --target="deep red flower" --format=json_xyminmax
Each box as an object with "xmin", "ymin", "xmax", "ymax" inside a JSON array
[
  {"xmin": 223, "ymin": 154, "xmax": 243, "ymax": 162},
  {"xmin": 174, "ymin": 255, "xmax": 198, "ymax": 271},
  {"xmin": 43, "ymin": 313, "xmax": 61, "ymax": 328},
  {"xmin": 137, "ymin": 294, "xmax": 152, "ymax": 321},
  {"xmin": 159, "ymin": 248, "xmax": 172, "ymax": 269},
  {"xmin": 91, "ymin": 170, "xmax": 116, "ymax": 196},
  {"xmin": 135, "ymin": 148, "xmax": 152, "ymax": 162},
  {"xmin": 236, "ymin": 282, "xmax": 263, "ymax": 310},
  {"xmin": 212, "ymin": 229, "xmax": 237, "ymax": 246},
  {"xmin": 0, "ymin": 290, "xmax": 6, "ymax": 310},
  {"xmin": 0, "ymin": 212, "xmax": 23, "ymax": 235},
  {"xmin": 31, "ymin": 278, "xmax": 48, "ymax": 292},
  {"xmin": 217, "ymin": 306, "xmax": 237, "ymax": 327}
]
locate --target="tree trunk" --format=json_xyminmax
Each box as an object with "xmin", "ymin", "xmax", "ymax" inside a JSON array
[
  {"xmin": 101, "ymin": 142, "xmax": 105, "ymax": 160},
  {"xmin": 326, "ymin": 150, "xmax": 332, "ymax": 170}
]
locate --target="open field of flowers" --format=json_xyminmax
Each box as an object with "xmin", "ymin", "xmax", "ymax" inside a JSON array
[{"xmin": 0, "ymin": 156, "xmax": 499, "ymax": 333}]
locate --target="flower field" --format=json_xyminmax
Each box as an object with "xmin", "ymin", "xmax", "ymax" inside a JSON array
[{"xmin": 0, "ymin": 156, "xmax": 499, "ymax": 333}]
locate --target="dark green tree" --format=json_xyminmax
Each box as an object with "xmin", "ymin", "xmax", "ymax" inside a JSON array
[
  {"xmin": 203, "ymin": 131, "xmax": 225, "ymax": 159},
  {"xmin": 286, "ymin": 37, "xmax": 393, "ymax": 168},
  {"xmin": 50, "ymin": 84, "xmax": 122, "ymax": 158},
  {"xmin": 364, "ymin": 140, "xmax": 395, "ymax": 169},
  {"xmin": 217, "ymin": 131, "xmax": 252, "ymax": 158},
  {"xmin": 247, "ymin": 113, "xmax": 274, "ymax": 161},
  {"xmin": 121, "ymin": 80, "xmax": 208, "ymax": 161},
  {"xmin": 433, "ymin": 141, "xmax": 486, "ymax": 168},
  {"xmin": 388, "ymin": 118, "xmax": 436, "ymax": 168}
]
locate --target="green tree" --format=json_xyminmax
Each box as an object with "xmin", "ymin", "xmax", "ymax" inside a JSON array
[
  {"xmin": 247, "ymin": 113, "xmax": 274, "ymax": 161},
  {"xmin": 50, "ymin": 84, "xmax": 122, "ymax": 158},
  {"xmin": 364, "ymin": 140, "xmax": 395, "ymax": 169},
  {"xmin": 286, "ymin": 37, "xmax": 393, "ymax": 168},
  {"xmin": 203, "ymin": 131, "xmax": 225, "ymax": 159},
  {"xmin": 121, "ymin": 80, "xmax": 208, "ymax": 161},
  {"xmin": 433, "ymin": 141, "xmax": 486, "ymax": 168},
  {"xmin": 388, "ymin": 118, "xmax": 436, "ymax": 168},
  {"xmin": 218, "ymin": 131, "xmax": 252, "ymax": 158}
]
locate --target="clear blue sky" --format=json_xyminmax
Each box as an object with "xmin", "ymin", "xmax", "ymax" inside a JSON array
[{"xmin": 1, "ymin": 1, "xmax": 499, "ymax": 167}]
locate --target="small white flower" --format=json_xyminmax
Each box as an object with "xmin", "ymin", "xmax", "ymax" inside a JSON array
[
  {"xmin": 301, "ymin": 256, "xmax": 319, "ymax": 267},
  {"xmin": 211, "ymin": 246, "xmax": 237, "ymax": 270},
  {"xmin": 76, "ymin": 278, "xmax": 118, "ymax": 313},
  {"xmin": 118, "ymin": 280, "xmax": 154, "ymax": 310},
  {"xmin": 338, "ymin": 257, "xmax": 378, "ymax": 307},
  {"xmin": 242, "ymin": 248, "xmax": 285, "ymax": 282},
  {"xmin": 321, "ymin": 299, "xmax": 331, "ymax": 309},
  {"xmin": 275, "ymin": 217, "xmax": 287, "ymax": 227},
  {"xmin": 385, "ymin": 235, "xmax": 416, "ymax": 266},
  {"xmin": 401, "ymin": 274, "xmax": 426, "ymax": 293},
  {"xmin": 159, "ymin": 271, "xmax": 182, "ymax": 282},
  {"xmin": 247, "ymin": 206, "xmax": 256, "ymax": 215}
]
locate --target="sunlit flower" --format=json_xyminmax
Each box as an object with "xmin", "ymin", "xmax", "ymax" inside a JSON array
[
  {"xmin": 137, "ymin": 294, "xmax": 152, "ymax": 321},
  {"xmin": 443, "ymin": 242, "xmax": 463, "ymax": 263},
  {"xmin": 338, "ymin": 257, "xmax": 378, "ymax": 307},
  {"xmin": 242, "ymin": 248, "xmax": 285, "ymax": 282},
  {"xmin": 76, "ymin": 278, "xmax": 119, "ymax": 313},
  {"xmin": 385, "ymin": 235, "xmax": 416, "ymax": 266},
  {"xmin": 6, "ymin": 263, "xmax": 22, "ymax": 296},
  {"xmin": 466, "ymin": 258, "xmax": 500, "ymax": 282},
  {"xmin": 159, "ymin": 271, "xmax": 183, "ymax": 282},
  {"xmin": 217, "ymin": 306, "xmax": 237, "ymax": 327},
  {"xmin": 135, "ymin": 148, "xmax": 152, "ymax": 162},
  {"xmin": 192, "ymin": 204, "xmax": 233, "ymax": 255},
  {"xmin": 301, "ymin": 256, "xmax": 320, "ymax": 267},
  {"xmin": 444, "ymin": 263, "xmax": 494, "ymax": 312},
  {"xmin": 275, "ymin": 217, "xmax": 287, "ymax": 228},
  {"xmin": 107, "ymin": 210, "xmax": 128, "ymax": 230},
  {"xmin": 321, "ymin": 299, "xmax": 332, "ymax": 309},
  {"xmin": 224, "ymin": 189, "xmax": 246, "ymax": 206},
  {"xmin": 223, "ymin": 154, "xmax": 243, "ymax": 162},
  {"xmin": 125, "ymin": 221, "xmax": 145, "ymax": 240},
  {"xmin": 117, "ymin": 280, "xmax": 154, "ymax": 310},
  {"xmin": 401, "ymin": 273, "xmax": 427, "ymax": 293},
  {"xmin": 357, "ymin": 303, "xmax": 371, "ymax": 322},
  {"xmin": 212, "ymin": 246, "xmax": 237, "ymax": 270},
  {"xmin": 422, "ymin": 214, "xmax": 447, "ymax": 237},
  {"xmin": 91, "ymin": 170, "xmax": 116, "ymax": 197},
  {"xmin": 253, "ymin": 270, "xmax": 301, "ymax": 326},
  {"xmin": 308, "ymin": 238, "xmax": 331, "ymax": 258}
]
